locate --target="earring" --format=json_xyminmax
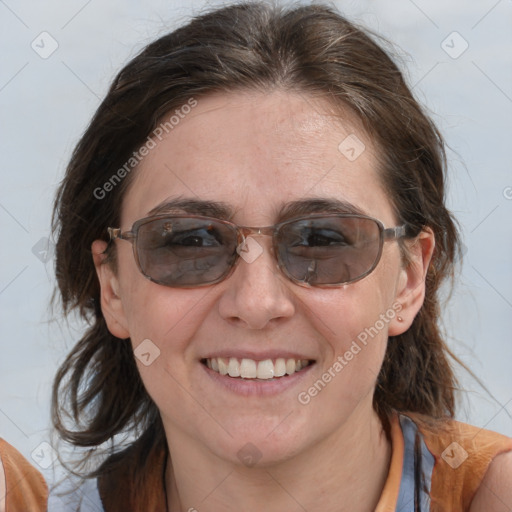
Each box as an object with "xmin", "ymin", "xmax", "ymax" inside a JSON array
[{"xmin": 397, "ymin": 316, "xmax": 403, "ymax": 322}]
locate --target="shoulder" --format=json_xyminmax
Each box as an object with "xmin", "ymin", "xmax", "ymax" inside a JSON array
[
  {"xmin": 400, "ymin": 413, "xmax": 512, "ymax": 510},
  {"xmin": 0, "ymin": 438, "xmax": 48, "ymax": 512},
  {"xmin": 469, "ymin": 449, "xmax": 512, "ymax": 511}
]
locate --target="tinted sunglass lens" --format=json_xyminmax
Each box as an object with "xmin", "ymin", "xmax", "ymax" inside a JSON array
[
  {"xmin": 126, "ymin": 215, "xmax": 386, "ymax": 288},
  {"xmin": 136, "ymin": 217, "xmax": 238, "ymax": 286},
  {"xmin": 277, "ymin": 217, "xmax": 382, "ymax": 285}
]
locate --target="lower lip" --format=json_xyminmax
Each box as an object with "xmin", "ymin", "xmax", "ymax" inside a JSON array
[{"xmin": 201, "ymin": 362, "xmax": 315, "ymax": 397}]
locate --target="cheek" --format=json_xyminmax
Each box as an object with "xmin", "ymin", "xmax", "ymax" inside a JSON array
[
  {"xmin": 309, "ymin": 276, "xmax": 395, "ymax": 346},
  {"xmin": 303, "ymin": 272, "xmax": 398, "ymax": 395},
  {"xmin": 122, "ymin": 284, "xmax": 207, "ymax": 350},
  {"xmin": 289, "ymin": 285, "xmax": 395, "ymax": 445},
  {"xmin": 121, "ymin": 285, "xmax": 214, "ymax": 417}
]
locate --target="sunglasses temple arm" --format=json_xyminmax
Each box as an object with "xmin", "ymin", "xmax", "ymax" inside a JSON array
[
  {"xmin": 107, "ymin": 227, "xmax": 121, "ymax": 241},
  {"xmin": 383, "ymin": 225, "xmax": 407, "ymax": 241}
]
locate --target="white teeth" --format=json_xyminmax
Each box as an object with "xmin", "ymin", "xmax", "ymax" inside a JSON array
[
  {"xmin": 286, "ymin": 358, "xmax": 296, "ymax": 375},
  {"xmin": 218, "ymin": 358, "xmax": 229, "ymax": 375},
  {"xmin": 257, "ymin": 359, "xmax": 274, "ymax": 379},
  {"xmin": 228, "ymin": 357, "xmax": 240, "ymax": 377},
  {"xmin": 274, "ymin": 358, "xmax": 286, "ymax": 377},
  {"xmin": 240, "ymin": 358, "xmax": 257, "ymax": 378},
  {"xmin": 205, "ymin": 357, "xmax": 311, "ymax": 379}
]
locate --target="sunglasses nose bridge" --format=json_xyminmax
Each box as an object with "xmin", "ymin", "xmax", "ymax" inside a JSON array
[
  {"xmin": 235, "ymin": 226, "xmax": 279, "ymax": 264},
  {"xmin": 237, "ymin": 225, "xmax": 277, "ymax": 247},
  {"xmin": 238, "ymin": 225, "xmax": 275, "ymax": 237}
]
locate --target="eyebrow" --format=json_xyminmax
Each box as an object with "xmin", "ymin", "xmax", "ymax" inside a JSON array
[
  {"xmin": 147, "ymin": 198, "xmax": 236, "ymax": 219},
  {"xmin": 278, "ymin": 198, "xmax": 367, "ymax": 221},
  {"xmin": 146, "ymin": 197, "xmax": 367, "ymax": 223}
]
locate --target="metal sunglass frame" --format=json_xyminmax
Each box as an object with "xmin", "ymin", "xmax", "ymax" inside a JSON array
[{"xmin": 107, "ymin": 213, "xmax": 407, "ymax": 288}]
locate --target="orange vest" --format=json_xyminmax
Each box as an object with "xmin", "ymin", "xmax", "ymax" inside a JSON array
[
  {"xmin": 89, "ymin": 412, "xmax": 512, "ymax": 510},
  {"xmin": 0, "ymin": 439, "xmax": 48, "ymax": 512},
  {"xmin": 377, "ymin": 413, "xmax": 512, "ymax": 511}
]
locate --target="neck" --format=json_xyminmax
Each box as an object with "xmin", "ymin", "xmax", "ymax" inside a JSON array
[{"xmin": 165, "ymin": 403, "xmax": 392, "ymax": 512}]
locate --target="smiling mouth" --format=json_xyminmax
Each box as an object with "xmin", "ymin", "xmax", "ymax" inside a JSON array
[{"xmin": 201, "ymin": 357, "xmax": 314, "ymax": 380}]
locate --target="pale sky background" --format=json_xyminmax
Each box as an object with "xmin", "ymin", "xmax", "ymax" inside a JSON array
[{"xmin": 0, "ymin": 0, "xmax": 511, "ymax": 484}]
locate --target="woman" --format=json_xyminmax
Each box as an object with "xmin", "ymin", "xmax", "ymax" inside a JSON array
[{"xmin": 50, "ymin": 2, "xmax": 512, "ymax": 510}]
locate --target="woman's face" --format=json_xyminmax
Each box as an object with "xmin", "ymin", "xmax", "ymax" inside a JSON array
[{"xmin": 94, "ymin": 90, "xmax": 427, "ymax": 467}]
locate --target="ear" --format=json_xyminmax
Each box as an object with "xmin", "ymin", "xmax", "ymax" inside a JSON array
[
  {"xmin": 91, "ymin": 240, "xmax": 130, "ymax": 339},
  {"xmin": 388, "ymin": 228, "xmax": 435, "ymax": 336}
]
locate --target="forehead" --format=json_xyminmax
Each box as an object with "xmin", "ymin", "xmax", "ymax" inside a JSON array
[{"xmin": 121, "ymin": 90, "xmax": 395, "ymax": 226}]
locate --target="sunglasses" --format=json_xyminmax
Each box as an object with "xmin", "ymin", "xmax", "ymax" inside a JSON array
[{"xmin": 107, "ymin": 213, "xmax": 407, "ymax": 288}]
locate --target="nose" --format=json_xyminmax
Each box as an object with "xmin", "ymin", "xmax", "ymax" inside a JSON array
[{"xmin": 217, "ymin": 236, "xmax": 295, "ymax": 329}]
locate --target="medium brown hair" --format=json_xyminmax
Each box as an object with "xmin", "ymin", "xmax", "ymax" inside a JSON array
[{"xmin": 52, "ymin": 1, "xmax": 462, "ymax": 477}]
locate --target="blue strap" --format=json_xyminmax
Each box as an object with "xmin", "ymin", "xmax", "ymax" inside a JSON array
[{"xmin": 395, "ymin": 414, "xmax": 435, "ymax": 511}]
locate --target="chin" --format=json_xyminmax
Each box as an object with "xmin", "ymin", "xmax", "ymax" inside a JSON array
[{"xmin": 200, "ymin": 419, "xmax": 313, "ymax": 469}]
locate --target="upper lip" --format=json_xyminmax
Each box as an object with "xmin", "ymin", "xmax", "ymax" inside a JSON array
[{"xmin": 201, "ymin": 350, "xmax": 315, "ymax": 361}]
